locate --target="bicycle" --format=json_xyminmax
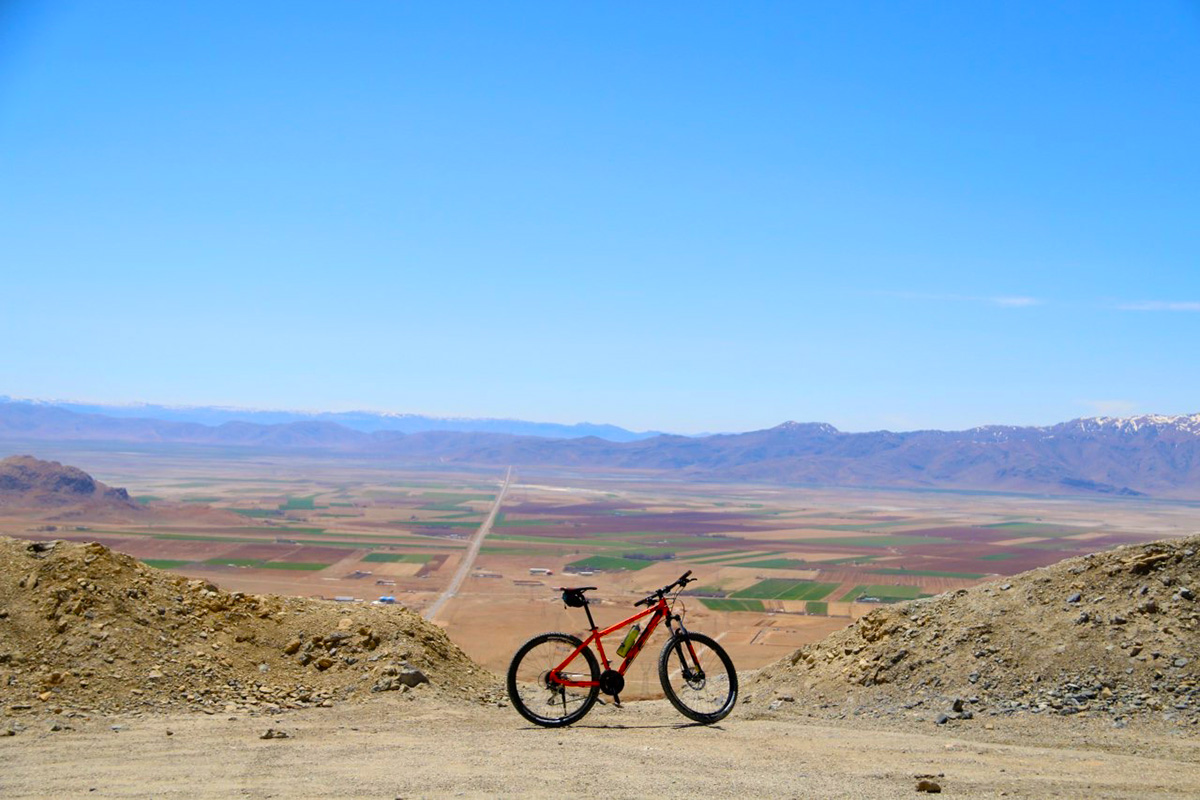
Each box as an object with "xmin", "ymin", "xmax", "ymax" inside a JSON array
[{"xmin": 506, "ymin": 570, "xmax": 738, "ymax": 727}]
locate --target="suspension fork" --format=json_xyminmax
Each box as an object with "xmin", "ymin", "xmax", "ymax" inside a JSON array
[{"xmin": 665, "ymin": 612, "xmax": 704, "ymax": 677}]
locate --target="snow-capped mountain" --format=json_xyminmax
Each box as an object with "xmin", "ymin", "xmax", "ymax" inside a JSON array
[{"xmin": 2, "ymin": 400, "xmax": 1199, "ymax": 498}]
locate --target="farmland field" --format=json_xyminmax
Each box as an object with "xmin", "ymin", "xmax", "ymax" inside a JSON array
[{"xmin": 0, "ymin": 440, "xmax": 1192, "ymax": 682}]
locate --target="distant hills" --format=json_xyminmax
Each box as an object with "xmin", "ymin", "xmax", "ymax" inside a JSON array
[
  {"xmin": 0, "ymin": 397, "xmax": 660, "ymax": 442},
  {"xmin": 1, "ymin": 400, "xmax": 1199, "ymax": 498},
  {"xmin": 0, "ymin": 454, "xmax": 138, "ymax": 511}
]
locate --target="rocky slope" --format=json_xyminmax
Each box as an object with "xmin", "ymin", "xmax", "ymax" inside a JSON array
[
  {"xmin": 0, "ymin": 455, "xmax": 138, "ymax": 510},
  {"xmin": 749, "ymin": 533, "xmax": 1200, "ymax": 730},
  {"xmin": 0, "ymin": 537, "xmax": 498, "ymax": 717}
]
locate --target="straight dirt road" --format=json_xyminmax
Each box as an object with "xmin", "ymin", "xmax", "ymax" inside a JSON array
[{"xmin": 424, "ymin": 466, "xmax": 512, "ymax": 621}]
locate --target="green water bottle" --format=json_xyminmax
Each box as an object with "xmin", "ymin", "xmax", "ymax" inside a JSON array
[{"xmin": 616, "ymin": 624, "xmax": 640, "ymax": 657}]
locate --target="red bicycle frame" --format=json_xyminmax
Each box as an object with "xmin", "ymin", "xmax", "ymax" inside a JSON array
[{"xmin": 550, "ymin": 594, "xmax": 697, "ymax": 688}]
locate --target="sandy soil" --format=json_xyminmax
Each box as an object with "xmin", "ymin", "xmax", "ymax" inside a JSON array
[{"xmin": 3, "ymin": 696, "xmax": 1200, "ymax": 798}]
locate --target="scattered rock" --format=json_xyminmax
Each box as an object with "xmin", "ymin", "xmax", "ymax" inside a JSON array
[
  {"xmin": 916, "ymin": 779, "xmax": 942, "ymax": 793},
  {"xmin": 0, "ymin": 537, "xmax": 494, "ymax": 713},
  {"xmin": 748, "ymin": 534, "xmax": 1200, "ymax": 730},
  {"xmin": 260, "ymin": 728, "xmax": 289, "ymax": 740}
]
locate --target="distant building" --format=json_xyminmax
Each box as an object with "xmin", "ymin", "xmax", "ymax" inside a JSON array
[{"xmin": 529, "ymin": 567, "xmax": 553, "ymax": 575}]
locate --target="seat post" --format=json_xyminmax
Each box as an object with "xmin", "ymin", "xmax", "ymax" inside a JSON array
[{"xmin": 583, "ymin": 599, "xmax": 598, "ymax": 631}]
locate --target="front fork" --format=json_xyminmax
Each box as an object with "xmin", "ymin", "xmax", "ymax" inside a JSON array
[{"xmin": 665, "ymin": 613, "xmax": 704, "ymax": 682}]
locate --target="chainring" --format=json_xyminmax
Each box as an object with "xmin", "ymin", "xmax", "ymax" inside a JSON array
[{"xmin": 598, "ymin": 669, "xmax": 625, "ymax": 697}]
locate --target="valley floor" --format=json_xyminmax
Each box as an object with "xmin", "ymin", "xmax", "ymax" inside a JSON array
[{"xmin": 3, "ymin": 695, "xmax": 1200, "ymax": 799}]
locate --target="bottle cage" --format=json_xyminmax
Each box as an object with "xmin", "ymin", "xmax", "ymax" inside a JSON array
[{"xmin": 562, "ymin": 589, "xmax": 587, "ymax": 608}]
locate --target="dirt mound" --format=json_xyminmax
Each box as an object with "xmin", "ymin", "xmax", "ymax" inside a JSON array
[
  {"xmin": 749, "ymin": 534, "xmax": 1200, "ymax": 730},
  {"xmin": 0, "ymin": 455, "xmax": 137, "ymax": 510},
  {"xmin": 0, "ymin": 537, "xmax": 497, "ymax": 716}
]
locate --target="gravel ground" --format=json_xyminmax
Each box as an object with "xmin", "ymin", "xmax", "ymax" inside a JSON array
[{"xmin": 3, "ymin": 695, "xmax": 1200, "ymax": 798}]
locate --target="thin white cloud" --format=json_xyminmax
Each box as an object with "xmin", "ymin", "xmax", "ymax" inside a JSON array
[
  {"xmin": 1085, "ymin": 399, "xmax": 1139, "ymax": 417},
  {"xmin": 991, "ymin": 296, "xmax": 1041, "ymax": 308},
  {"xmin": 1117, "ymin": 301, "xmax": 1200, "ymax": 312},
  {"xmin": 883, "ymin": 291, "xmax": 1043, "ymax": 308}
]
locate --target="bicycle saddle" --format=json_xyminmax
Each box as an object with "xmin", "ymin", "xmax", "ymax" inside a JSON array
[{"xmin": 557, "ymin": 586, "xmax": 597, "ymax": 607}]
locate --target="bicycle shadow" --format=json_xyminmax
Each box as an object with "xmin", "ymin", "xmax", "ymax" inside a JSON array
[{"xmin": 518, "ymin": 721, "xmax": 726, "ymax": 731}]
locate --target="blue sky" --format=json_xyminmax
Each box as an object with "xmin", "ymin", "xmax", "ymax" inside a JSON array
[{"xmin": 1, "ymin": 2, "xmax": 1197, "ymax": 434}]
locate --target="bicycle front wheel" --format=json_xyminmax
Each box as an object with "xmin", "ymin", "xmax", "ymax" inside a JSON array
[
  {"xmin": 507, "ymin": 632, "xmax": 600, "ymax": 727},
  {"xmin": 658, "ymin": 632, "xmax": 737, "ymax": 723}
]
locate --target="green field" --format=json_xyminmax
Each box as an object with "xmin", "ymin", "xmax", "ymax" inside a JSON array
[
  {"xmin": 699, "ymin": 598, "xmax": 765, "ymax": 612},
  {"xmin": 133, "ymin": 495, "xmax": 163, "ymax": 505},
  {"xmin": 979, "ymin": 552, "xmax": 1020, "ymax": 561},
  {"xmin": 362, "ymin": 552, "xmax": 434, "ymax": 563},
  {"xmin": 204, "ymin": 557, "xmax": 262, "ymax": 567},
  {"xmin": 228, "ymin": 509, "xmax": 281, "ymax": 518},
  {"xmin": 730, "ymin": 579, "xmax": 839, "ymax": 601},
  {"xmin": 729, "ymin": 557, "xmax": 811, "ymax": 570},
  {"xmin": 839, "ymin": 584, "xmax": 927, "ymax": 603},
  {"xmin": 280, "ymin": 494, "xmax": 319, "ymax": 511},
  {"xmin": 687, "ymin": 550, "xmax": 784, "ymax": 565},
  {"xmin": 142, "ymin": 558, "xmax": 190, "ymax": 569},
  {"xmin": 869, "ymin": 568, "xmax": 986, "ymax": 579},
  {"xmin": 204, "ymin": 557, "xmax": 329, "ymax": 571},
  {"xmin": 801, "ymin": 535, "xmax": 953, "ymax": 548},
  {"xmin": 565, "ymin": 555, "xmax": 654, "ymax": 572},
  {"xmin": 805, "ymin": 601, "xmax": 828, "ymax": 615}
]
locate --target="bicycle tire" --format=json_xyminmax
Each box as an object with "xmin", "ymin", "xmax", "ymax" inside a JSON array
[
  {"xmin": 658, "ymin": 631, "xmax": 737, "ymax": 724},
  {"xmin": 507, "ymin": 632, "xmax": 600, "ymax": 727}
]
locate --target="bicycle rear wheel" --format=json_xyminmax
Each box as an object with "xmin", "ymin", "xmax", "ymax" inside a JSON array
[
  {"xmin": 507, "ymin": 632, "xmax": 600, "ymax": 727},
  {"xmin": 658, "ymin": 631, "xmax": 737, "ymax": 724}
]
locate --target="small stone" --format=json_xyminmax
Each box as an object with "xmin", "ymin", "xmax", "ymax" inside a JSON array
[
  {"xmin": 1067, "ymin": 592, "xmax": 1082, "ymax": 603},
  {"xmin": 935, "ymin": 713, "xmax": 950, "ymax": 725},
  {"xmin": 260, "ymin": 728, "xmax": 289, "ymax": 740},
  {"xmin": 315, "ymin": 657, "xmax": 334, "ymax": 671},
  {"xmin": 283, "ymin": 640, "xmax": 302, "ymax": 655},
  {"xmin": 397, "ymin": 667, "xmax": 429, "ymax": 687},
  {"xmin": 1174, "ymin": 658, "xmax": 1190, "ymax": 668},
  {"xmin": 916, "ymin": 779, "xmax": 942, "ymax": 793},
  {"xmin": 951, "ymin": 698, "xmax": 964, "ymax": 713}
]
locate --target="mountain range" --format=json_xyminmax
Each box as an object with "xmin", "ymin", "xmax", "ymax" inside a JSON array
[
  {"xmin": 0, "ymin": 397, "xmax": 660, "ymax": 442},
  {"xmin": 1, "ymin": 400, "xmax": 1199, "ymax": 498}
]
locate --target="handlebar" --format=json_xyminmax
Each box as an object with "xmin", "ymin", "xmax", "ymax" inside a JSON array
[{"xmin": 634, "ymin": 570, "xmax": 694, "ymax": 607}]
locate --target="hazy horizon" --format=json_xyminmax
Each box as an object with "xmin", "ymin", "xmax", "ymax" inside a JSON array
[{"xmin": 5, "ymin": 392, "xmax": 1199, "ymax": 438}]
